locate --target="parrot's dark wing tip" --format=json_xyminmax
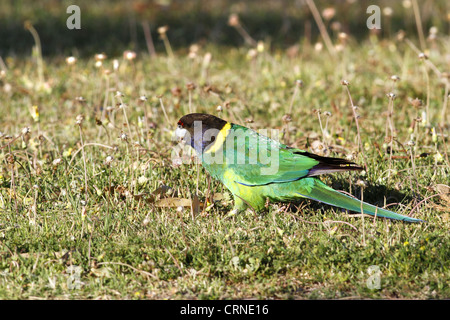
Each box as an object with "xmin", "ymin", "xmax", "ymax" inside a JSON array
[{"xmin": 294, "ymin": 151, "xmax": 363, "ymax": 177}]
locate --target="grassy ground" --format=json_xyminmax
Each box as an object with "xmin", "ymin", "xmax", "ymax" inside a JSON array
[{"xmin": 0, "ymin": 1, "xmax": 449, "ymax": 300}]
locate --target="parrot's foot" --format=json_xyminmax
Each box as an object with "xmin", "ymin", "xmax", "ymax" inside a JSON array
[{"xmin": 232, "ymin": 195, "xmax": 248, "ymax": 211}]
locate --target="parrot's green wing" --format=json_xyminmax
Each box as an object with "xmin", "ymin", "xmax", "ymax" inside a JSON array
[{"xmin": 220, "ymin": 123, "xmax": 361, "ymax": 186}]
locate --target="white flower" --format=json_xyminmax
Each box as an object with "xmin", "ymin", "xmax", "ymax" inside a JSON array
[
  {"xmin": 66, "ymin": 56, "xmax": 77, "ymax": 65},
  {"xmin": 75, "ymin": 114, "xmax": 84, "ymax": 125},
  {"xmin": 21, "ymin": 127, "xmax": 30, "ymax": 135},
  {"xmin": 123, "ymin": 50, "xmax": 137, "ymax": 60},
  {"xmin": 138, "ymin": 176, "xmax": 148, "ymax": 185},
  {"xmin": 105, "ymin": 156, "xmax": 114, "ymax": 165},
  {"xmin": 52, "ymin": 158, "xmax": 62, "ymax": 166}
]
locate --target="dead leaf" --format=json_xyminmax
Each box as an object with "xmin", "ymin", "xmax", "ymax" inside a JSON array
[
  {"xmin": 155, "ymin": 198, "xmax": 192, "ymax": 207},
  {"xmin": 90, "ymin": 266, "xmax": 112, "ymax": 278},
  {"xmin": 191, "ymin": 194, "xmax": 200, "ymax": 216}
]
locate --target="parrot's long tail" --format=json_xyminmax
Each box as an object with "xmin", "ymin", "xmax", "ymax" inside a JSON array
[{"xmin": 296, "ymin": 179, "xmax": 423, "ymax": 223}]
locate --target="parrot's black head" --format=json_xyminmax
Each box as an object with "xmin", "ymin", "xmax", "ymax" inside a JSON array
[{"xmin": 175, "ymin": 113, "xmax": 228, "ymax": 154}]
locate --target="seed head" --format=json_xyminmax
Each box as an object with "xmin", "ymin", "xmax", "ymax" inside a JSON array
[
  {"xmin": 105, "ymin": 155, "xmax": 114, "ymax": 165},
  {"xmin": 387, "ymin": 92, "xmax": 397, "ymax": 100},
  {"xmin": 52, "ymin": 158, "xmax": 62, "ymax": 166},
  {"xmin": 157, "ymin": 25, "xmax": 169, "ymax": 35},
  {"xmin": 228, "ymin": 13, "xmax": 240, "ymax": 27},
  {"xmin": 189, "ymin": 44, "xmax": 199, "ymax": 54},
  {"xmin": 390, "ymin": 75, "xmax": 400, "ymax": 82},
  {"xmin": 321, "ymin": 7, "xmax": 336, "ymax": 21},
  {"xmin": 21, "ymin": 127, "xmax": 31, "ymax": 135},
  {"xmin": 171, "ymin": 87, "xmax": 182, "ymax": 97},
  {"xmin": 341, "ymin": 79, "xmax": 350, "ymax": 86},
  {"xmin": 66, "ymin": 56, "xmax": 77, "ymax": 65},
  {"xmin": 95, "ymin": 53, "xmax": 107, "ymax": 61},
  {"xmin": 396, "ymin": 30, "xmax": 406, "ymax": 41},
  {"xmin": 138, "ymin": 176, "xmax": 148, "ymax": 185},
  {"xmin": 383, "ymin": 7, "xmax": 393, "ymax": 17},
  {"xmin": 257, "ymin": 41, "xmax": 264, "ymax": 53},
  {"xmin": 410, "ymin": 98, "xmax": 423, "ymax": 108},
  {"xmin": 282, "ymin": 114, "xmax": 292, "ymax": 123},
  {"xmin": 75, "ymin": 96, "xmax": 86, "ymax": 103},
  {"xmin": 338, "ymin": 32, "xmax": 348, "ymax": 42},
  {"xmin": 120, "ymin": 132, "xmax": 128, "ymax": 141},
  {"xmin": 247, "ymin": 48, "xmax": 258, "ymax": 60},
  {"xmin": 418, "ymin": 52, "xmax": 428, "ymax": 60},
  {"xmin": 6, "ymin": 153, "xmax": 15, "ymax": 164},
  {"xmin": 331, "ymin": 21, "xmax": 342, "ymax": 31},
  {"xmin": 133, "ymin": 141, "xmax": 141, "ymax": 148},
  {"xmin": 113, "ymin": 59, "xmax": 119, "ymax": 71},
  {"xmin": 188, "ymin": 44, "xmax": 199, "ymax": 59},
  {"xmin": 429, "ymin": 26, "xmax": 438, "ymax": 35},
  {"xmin": 356, "ymin": 179, "xmax": 367, "ymax": 188},
  {"xmin": 314, "ymin": 42, "xmax": 323, "ymax": 52},
  {"xmin": 123, "ymin": 50, "xmax": 136, "ymax": 61},
  {"xmin": 186, "ymin": 82, "xmax": 196, "ymax": 91},
  {"xmin": 295, "ymin": 79, "xmax": 304, "ymax": 88},
  {"xmin": 402, "ymin": 0, "xmax": 412, "ymax": 8},
  {"xmin": 75, "ymin": 114, "xmax": 84, "ymax": 125}
]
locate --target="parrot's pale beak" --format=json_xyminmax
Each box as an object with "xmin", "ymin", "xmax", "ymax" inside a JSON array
[{"xmin": 175, "ymin": 127, "xmax": 188, "ymax": 142}]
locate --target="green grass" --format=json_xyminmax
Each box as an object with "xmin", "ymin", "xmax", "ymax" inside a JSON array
[{"xmin": 0, "ymin": 3, "xmax": 449, "ymax": 299}]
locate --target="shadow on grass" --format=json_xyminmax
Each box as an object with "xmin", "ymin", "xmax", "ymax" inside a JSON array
[{"xmin": 284, "ymin": 176, "xmax": 416, "ymax": 220}]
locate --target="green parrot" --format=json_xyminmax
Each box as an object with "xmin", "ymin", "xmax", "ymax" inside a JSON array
[{"xmin": 175, "ymin": 113, "xmax": 423, "ymax": 222}]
